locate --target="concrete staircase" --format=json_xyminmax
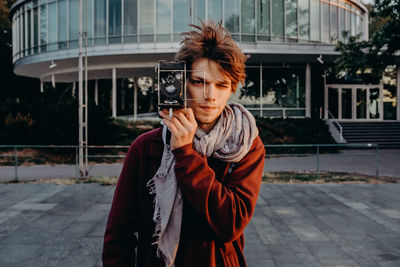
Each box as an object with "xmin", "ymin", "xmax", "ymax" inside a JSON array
[{"xmin": 337, "ymin": 122, "xmax": 400, "ymax": 148}]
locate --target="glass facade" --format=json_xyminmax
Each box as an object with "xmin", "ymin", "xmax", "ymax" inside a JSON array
[
  {"xmin": 229, "ymin": 65, "xmax": 306, "ymax": 117},
  {"xmin": 12, "ymin": 0, "xmax": 367, "ymax": 60}
]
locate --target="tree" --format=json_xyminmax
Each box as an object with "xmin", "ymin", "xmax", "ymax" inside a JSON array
[{"xmin": 333, "ymin": 0, "xmax": 400, "ymax": 83}]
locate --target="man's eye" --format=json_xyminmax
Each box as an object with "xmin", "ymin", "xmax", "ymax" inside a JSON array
[{"xmin": 192, "ymin": 80, "xmax": 203, "ymax": 85}]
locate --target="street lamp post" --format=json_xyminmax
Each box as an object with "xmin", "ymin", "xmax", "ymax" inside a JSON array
[{"xmin": 78, "ymin": 0, "xmax": 88, "ymax": 176}]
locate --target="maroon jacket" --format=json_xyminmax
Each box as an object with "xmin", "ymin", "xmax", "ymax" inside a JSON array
[{"xmin": 102, "ymin": 127, "xmax": 265, "ymax": 267}]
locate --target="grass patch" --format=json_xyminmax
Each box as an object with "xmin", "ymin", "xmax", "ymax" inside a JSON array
[{"xmin": 263, "ymin": 171, "xmax": 399, "ymax": 184}]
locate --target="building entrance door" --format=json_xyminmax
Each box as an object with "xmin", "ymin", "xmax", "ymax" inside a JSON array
[{"xmin": 325, "ymin": 84, "xmax": 383, "ymax": 121}]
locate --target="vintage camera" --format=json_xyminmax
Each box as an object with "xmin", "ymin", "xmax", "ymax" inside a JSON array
[{"xmin": 156, "ymin": 61, "xmax": 186, "ymax": 109}]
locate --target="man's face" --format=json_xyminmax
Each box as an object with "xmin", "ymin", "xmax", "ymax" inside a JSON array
[{"xmin": 187, "ymin": 58, "xmax": 233, "ymax": 132}]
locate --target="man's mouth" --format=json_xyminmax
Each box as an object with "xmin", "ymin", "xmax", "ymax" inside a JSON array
[{"xmin": 200, "ymin": 105, "xmax": 218, "ymax": 110}]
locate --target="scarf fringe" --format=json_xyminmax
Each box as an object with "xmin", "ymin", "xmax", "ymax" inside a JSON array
[{"xmin": 146, "ymin": 175, "xmax": 163, "ymax": 255}]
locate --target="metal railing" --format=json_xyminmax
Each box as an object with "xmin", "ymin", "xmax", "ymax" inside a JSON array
[
  {"xmin": 326, "ymin": 108, "xmax": 343, "ymax": 142},
  {"xmin": 264, "ymin": 143, "xmax": 379, "ymax": 179},
  {"xmin": 0, "ymin": 143, "xmax": 380, "ymax": 182},
  {"xmin": 0, "ymin": 145, "xmax": 130, "ymax": 181}
]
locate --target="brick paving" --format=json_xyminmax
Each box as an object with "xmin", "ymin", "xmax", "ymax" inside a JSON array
[{"xmin": 0, "ymin": 183, "xmax": 399, "ymax": 266}]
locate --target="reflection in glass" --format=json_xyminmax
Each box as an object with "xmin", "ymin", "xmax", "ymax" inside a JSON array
[
  {"xmin": 341, "ymin": 88, "xmax": 352, "ymax": 119},
  {"xmin": 27, "ymin": 9, "xmax": 32, "ymax": 55},
  {"xmin": 109, "ymin": 0, "xmax": 121, "ymax": 43},
  {"xmin": 40, "ymin": 4, "xmax": 47, "ymax": 51},
  {"xmin": 338, "ymin": 7, "xmax": 345, "ymax": 42},
  {"xmin": 21, "ymin": 10, "xmax": 25, "ymax": 54},
  {"xmin": 139, "ymin": 0, "xmax": 154, "ymax": 42},
  {"xmin": 262, "ymin": 67, "xmax": 305, "ymax": 108},
  {"xmin": 345, "ymin": 4, "xmax": 351, "ymax": 37},
  {"xmin": 285, "ymin": 0, "xmax": 297, "ymax": 40},
  {"xmin": 357, "ymin": 88, "xmax": 366, "ymax": 119},
  {"xmin": 69, "ymin": 0, "xmax": 79, "ymax": 47},
  {"xmin": 330, "ymin": 0, "xmax": 338, "ymax": 43},
  {"xmin": 351, "ymin": 7, "xmax": 356, "ymax": 36},
  {"xmin": 59, "ymin": 0, "xmax": 67, "ymax": 49},
  {"xmin": 124, "ymin": 0, "xmax": 138, "ymax": 42},
  {"xmin": 310, "ymin": 0, "xmax": 319, "ymax": 41},
  {"xmin": 95, "ymin": 0, "xmax": 106, "ymax": 44},
  {"xmin": 241, "ymin": 0, "xmax": 255, "ymax": 41},
  {"xmin": 257, "ymin": 0, "xmax": 270, "ymax": 41},
  {"xmin": 84, "ymin": 0, "xmax": 93, "ymax": 41},
  {"xmin": 383, "ymin": 88, "xmax": 396, "ymax": 120},
  {"xmin": 208, "ymin": 0, "xmax": 222, "ymax": 22},
  {"xmin": 321, "ymin": 2, "xmax": 329, "ymax": 43},
  {"xmin": 369, "ymin": 88, "xmax": 380, "ymax": 119},
  {"xmin": 272, "ymin": 0, "xmax": 284, "ymax": 39},
  {"xmin": 229, "ymin": 68, "xmax": 260, "ymax": 108},
  {"xmin": 48, "ymin": 2, "xmax": 57, "ymax": 50},
  {"xmin": 157, "ymin": 0, "xmax": 171, "ymax": 41},
  {"xmin": 225, "ymin": 0, "xmax": 239, "ymax": 34},
  {"xmin": 195, "ymin": 0, "xmax": 205, "ymax": 24},
  {"xmin": 328, "ymin": 88, "xmax": 338, "ymax": 118},
  {"xmin": 298, "ymin": 0, "xmax": 309, "ymax": 41},
  {"xmin": 173, "ymin": 0, "xmax": 189, "ymax": 40}
]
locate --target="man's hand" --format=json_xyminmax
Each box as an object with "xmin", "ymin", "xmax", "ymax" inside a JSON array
[{"xmin": 159, "ymin": 108, "xmax": 198, "ymax": 150}]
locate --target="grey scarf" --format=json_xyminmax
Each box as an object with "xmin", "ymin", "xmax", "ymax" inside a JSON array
[{"xmin": 146, "ymin": 103, "xmax": 259, "ymax": 267}]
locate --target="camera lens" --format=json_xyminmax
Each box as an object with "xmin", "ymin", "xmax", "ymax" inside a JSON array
[
  {"xmin": 165, "ymin": 85, "xmax": 177, "ymax": 93},
  {"xmin": 167, "ymin": 74, "xmax": 175, "ymax": 84},
  {"xmin": 175, "ymin": 73, "xmax": 182, "ymax": 80}
]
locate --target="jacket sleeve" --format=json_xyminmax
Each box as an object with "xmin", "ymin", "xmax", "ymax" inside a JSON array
[
  {"xmin": 102, "ymin": 142, "xmax": 140, "ymax": 266},
  {"xmin": 172, "ymin": 137, "xmax": 265, "ymax": 243}
]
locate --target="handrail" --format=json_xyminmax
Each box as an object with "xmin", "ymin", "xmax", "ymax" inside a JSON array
[{"xmin": 325, "ymin": 107, "xmax": 343, "ymax": 142}]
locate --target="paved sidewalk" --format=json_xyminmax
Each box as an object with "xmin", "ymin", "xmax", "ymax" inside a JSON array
[
  {"xmin": 1, "ymin": 149, "xmax": 399, "ymax": 182},
  {"xmin": 0, "ymin": 183, "xmax": 399, "ymax": 266}
]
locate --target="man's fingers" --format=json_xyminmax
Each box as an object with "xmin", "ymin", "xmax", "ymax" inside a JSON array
[{"xmin": 162, "ymin": 117, "xmax": 179, "ymax": 134}]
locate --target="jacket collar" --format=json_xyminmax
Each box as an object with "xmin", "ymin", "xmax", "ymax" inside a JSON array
[{"xmin": 148, "ymin": 127, "xmax": 164, "ymax": 159}]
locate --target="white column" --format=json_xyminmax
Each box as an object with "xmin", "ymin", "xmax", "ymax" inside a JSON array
[
  {"xmin": 397, "ymin": 66, "xmax": 400, "ymax": 121},
  {"xmin": 72, "ymin": 81, "xmax": 76, "ymax": 97},
  {"xmin": 112, "ymin": 68, "xmax": 117, "ymax": 118},
  {"xmin": 352, "ymin": 87, "xmax": 356, "ymax": 120},
  {"xmin": 40, "ymin": 80, "xmax": 44, "ymax": 93},
  {"xmin": 324, "ymin": 80, "xmax": 328, "ymax": 119},
  {"xmin": 363, "ymin": 12, "xmax": 369, "ymax": 41},
  {"xmin": 94, "ymin": 79, "xmax": 98, "ymax": 106},
  {"xmin": 134, "ymin": 80, "xmax": 138, "ymax": 121},
  {"xmin": 306, "ymin": 63, "xmax": 311, "ymax": 118}
]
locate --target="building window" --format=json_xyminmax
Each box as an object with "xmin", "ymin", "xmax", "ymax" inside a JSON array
[
  {"xmin": 95, "ymin": 0, "xmax": 107, "ymax": 44},
  {"xmin": 257, "ymin": 0, "xmax": 270, "ymax": 41},
  {"xmin": 263, "ymin": 67, "xmax": 305, "ymax": 109},
  {"xmin": 124, "ymin": 0, "xmax": 138, "ymax": 42},
  {"xmin": 225, "ymin": 0, "xmax": 239, "ymax": 38},
  {"xmin": 139, "ymin": 0, "xmax": 155, "ymax": 42},
  {"xmin": 48, "ymin": 1, "xmax": 58, "ymax": 51},
  {"xmin": 195, "ymin": 0, "xmax": 205, "ymax": 24},
  {"xmin": 69, "ymin": 0, "xmax": 79, "ymax": 47},
  {"xmin": 109, "ymin": 0, "xmax": 122, "ymax": 43},
  {"xmin": 241, "ymin": 0, "xmax": 256, "ymax": 42},
  {"xmin": 285, "ymin": 0, "xmax": 298, "ymax": 41},
  {"xmin": 330, "ymin": 0, "xmax": 338, "ymax": 43},
  {"xmin": 156, "ymin": 0, "xmax": 171, "ymax": 42},
  {"xmin": 321, "ymin": 1, "xmax": 329, "ymax": 43},
  {"xmin": 208, "ymin": 0, "xmax": 222, "ymax": 23},
  {"xmin": 271, "ymin": 0, "xmax": 284, "ymax": 41},
  {"xmin": 173, "ymin": 0, "xmax": 190, "ymax": 41},
  {"xmin": 58, "ymin": 0, "xmax": 67, "ymax": 49},
  {"xmin": 310, "ymin": 0, "xmax": 320, "ymax": 42},
  {"xmin": 298, "ymin": 0, "xmax": 309, "ymax": 42}
]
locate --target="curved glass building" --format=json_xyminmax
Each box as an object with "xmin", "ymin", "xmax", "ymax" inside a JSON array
[{"xmin": 11, "ymin": 0, "xmax": 387, "ymax": 120}]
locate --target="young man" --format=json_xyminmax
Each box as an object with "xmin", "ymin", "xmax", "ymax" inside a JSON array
[{"xmin": 102, "ymin": 21, "xmax": 265, "ymax": 267}]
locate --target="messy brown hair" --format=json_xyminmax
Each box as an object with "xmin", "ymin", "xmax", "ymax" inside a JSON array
[{"xmin": 175, "ymin": 20, "xmax": 247, "ymax": 92}]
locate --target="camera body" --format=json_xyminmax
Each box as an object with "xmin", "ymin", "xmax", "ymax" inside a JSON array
[{"xmin": 157, "ymin": 61, "xmax": 186, "ymax": 109}]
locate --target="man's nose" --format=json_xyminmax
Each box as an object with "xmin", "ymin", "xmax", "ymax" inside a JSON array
[{"xmin": 205, "ymin": 84, "xmax": 216, "ymax": 101}]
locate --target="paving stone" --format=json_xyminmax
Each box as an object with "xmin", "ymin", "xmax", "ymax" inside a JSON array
[{"xmin": 0, "ymin": 183, "xmax": 399, "ymax": 266}]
